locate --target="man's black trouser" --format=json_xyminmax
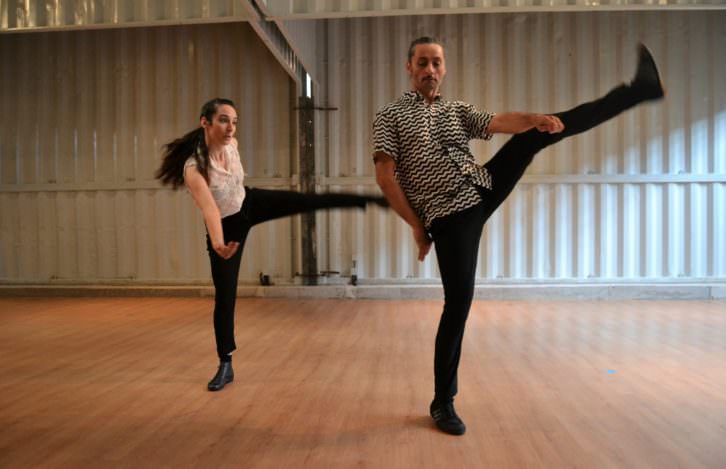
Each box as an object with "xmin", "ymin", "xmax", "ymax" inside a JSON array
[
  {"xmin": 429, "ymin": 83, "xmax": 648, "ymax": 402},
  {"xmin": 207, "ymin": 188, "xmax": 371, "ymax": 360}
]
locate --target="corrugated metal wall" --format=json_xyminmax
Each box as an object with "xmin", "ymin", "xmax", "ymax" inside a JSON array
[
  {"xmin": 259, "ymin": 0, "xmax": 726, "ymax": 19},
  {"xmin": 0, "ymin": 0, "xmax": 311, "ymax": 96},
  {"xmin": 2, "ymin": 10, "xmax": 724, "ymax": 286},
  {"xmin": 314, "ymin": 11, "xmax": 726, "ymax": 281},
  {"xmin": 0, "ymin": 0, "xmax": 251, "ymax": 30},
  {"xmin": 0, "ymin": 22, "xmax": 300, "ymax": 284}
]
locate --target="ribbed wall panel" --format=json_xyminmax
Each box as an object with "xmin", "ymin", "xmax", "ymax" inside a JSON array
[
  {"xmin": 315, "ymin": 186, "xmax": 439, "ymax": 281},
  {"xmin": 315, "ymin": 182, "xmax": 726, "ymax": 281},
  {"xmin": 1, "ymin": 2, "xmax": 313, "ymax": 88},
  {"xmin": 0, "ymin": 23, "xmax": 297, "ymax": 283},
  {"xmin": 316, "ymin": 11, "xmax": 726, "ymax": 281},
  {"xmin": 260, "ymin": 0, "xmax": 726, "ymax": 19},
  {"xmin": 0, "ymin": 0, "xmax": 251, "ymax": 30},
  {"xmin": 2, "ymin": 11, "xmax": 724, "ymax": 285}
]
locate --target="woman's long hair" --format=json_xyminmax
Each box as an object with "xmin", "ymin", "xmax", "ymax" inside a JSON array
[{"xmin": 155, "ymin": 98, "xmax": 236, "ymax": 189}]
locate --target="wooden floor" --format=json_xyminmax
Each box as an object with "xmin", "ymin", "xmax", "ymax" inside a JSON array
[{"xmin": 1, "ymin": 298, "xmax": 725, "ymax": 468}]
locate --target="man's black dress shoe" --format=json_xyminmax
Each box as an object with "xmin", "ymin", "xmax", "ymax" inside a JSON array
[
  {"xmin": 631, "ymin": 43, "xmax": 665, "ymax": 101},
  {"xmin": 430, "ymin": 399, "xmax": 466, "ymax": 436}
]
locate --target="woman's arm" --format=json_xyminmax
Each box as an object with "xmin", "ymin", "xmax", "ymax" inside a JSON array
[
  {"xmin": 374, "ymin": 151, "xmax": 432, "ymax": 261},
  {"xmin": 184, "ymin": 165, "xmax": 239, "ymax": 259}
]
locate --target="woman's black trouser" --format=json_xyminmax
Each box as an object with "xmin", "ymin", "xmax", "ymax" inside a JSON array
[
  {"xmin": 207, "ymin": 187, "xmax": 372, "ymax": 360},
  {"xmin": 429, "ymin": 83, "xmax": 648, "ymax": 402}
]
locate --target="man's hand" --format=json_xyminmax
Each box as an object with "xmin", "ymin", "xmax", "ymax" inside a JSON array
[
  {"xmin": 413, "ymin": 226, "xmax": 433, "ymax": 261},
  {"xmin": 533, "ymin": 114, "xmax": 565, "ymax": 134},
  {"xmin": 213, "ymin": 241, "xmax": 240, "ymax": 260},
  {"xmin": 375, "ymin": 152, "xmax": 434, "ymax": 262}
]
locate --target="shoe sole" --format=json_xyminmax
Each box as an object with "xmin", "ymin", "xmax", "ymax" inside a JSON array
[
  {"xmin": 207, "ymin": 376, "xmax": 234, "ymax": 392},
  {"xmin": 433, "ymin": 422, "xmax": 466, "ymax": 436}
]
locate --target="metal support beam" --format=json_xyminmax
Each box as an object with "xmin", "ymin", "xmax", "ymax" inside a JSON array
[
  {"xmin": 242, "ymin": 0, "xmax": 305, "ymax": 86},
  {"xmin": 298, "ymin": 96, "xmax": 318, "ymax": 286}
]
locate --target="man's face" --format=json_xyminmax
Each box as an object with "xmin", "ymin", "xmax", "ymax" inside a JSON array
[{"xmin": 406, "ymin": 43, "xmax": 446, "ymax": 95}]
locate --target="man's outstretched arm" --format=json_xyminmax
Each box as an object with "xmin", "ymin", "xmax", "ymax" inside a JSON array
[
  {"xmin": 487, "ymin": 112, "xmax": 564, "ymax": 135},
  {"xmin": 374, "ymin": 151, "xmax": 432, "ymax": 261}
]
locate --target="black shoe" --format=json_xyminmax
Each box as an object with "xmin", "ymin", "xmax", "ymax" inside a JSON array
[
  {"xmin": 631, "ymin": 43, "xmax": 665, "ymax": 101},
  {"xmin": 207, "ymin": 362, "xmax": 234, "ymax": 392},
  {"xmin": 430, "ymin": 399, "xmax": 466, "ymax": 435}
]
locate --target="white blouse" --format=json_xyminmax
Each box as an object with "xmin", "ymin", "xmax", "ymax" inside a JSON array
[{"xmin": 184, "ymin": 144, "xmax": 246, "ymax": 218}]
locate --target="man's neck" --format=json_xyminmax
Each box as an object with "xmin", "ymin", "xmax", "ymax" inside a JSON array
[{"xmin": 414, "ymin": 87, "xmax": 439, "ymax": 104}]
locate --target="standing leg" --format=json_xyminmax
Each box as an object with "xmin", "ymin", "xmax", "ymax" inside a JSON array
[
  {"xmin": 427, "ymin": 201, "xmax": 488, "ymax": 435},
  {"xmin": 206, "ymin": 214, "xmax": 251, "ymax": 391},
  {"xmin": 205, "ymin": 189, "xmax": 382, "ymax": 391},
  {"xmin": 208, "ymin": 232, "xmax": 249, "ymax": 359}
]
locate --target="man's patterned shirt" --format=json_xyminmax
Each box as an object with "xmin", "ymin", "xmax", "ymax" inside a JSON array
[{"xmin": 373, "ymin": 90, "xmax": 496, "ymax": 229}]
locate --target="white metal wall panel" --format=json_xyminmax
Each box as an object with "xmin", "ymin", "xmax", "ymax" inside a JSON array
[
  {"xmin": 259, "ymin": 0, "xmax": 726, "ymax": 19},
  {"xmin": 315, "ymin": 185, "xmax": 439, "ymax": 282},
  {"xmin": 0, "ymin": 0, "xmax": 310, "ymax": 89},
  {"xmin": 316, "ymin": 11, "xmax": 726, "ymax": 281},
  {"xmin": 0, "ymin": 23, "xmax": 297, "ymax": 284},
  {"xmin": 0, "ymin": 0, "xmax": 252, "ymax": 31},
  {"xmin": 2, "ymin": 10, "xmax": 724, "ymax": 286}
]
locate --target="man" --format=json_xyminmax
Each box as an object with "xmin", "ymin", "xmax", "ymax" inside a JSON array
[{"xmin": 373, "ymin": 37, "xmax": 664, "ymax": 435}]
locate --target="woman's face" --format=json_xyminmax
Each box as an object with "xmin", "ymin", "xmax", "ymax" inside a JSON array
[{"xmin": 203, "ymin": 104, "xmax": 237, "ymax": 146}]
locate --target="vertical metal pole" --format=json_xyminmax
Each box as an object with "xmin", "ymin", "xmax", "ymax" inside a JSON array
[{"xmin": 298, "ymin": 96, "xmax": 317, "ymax": 285}]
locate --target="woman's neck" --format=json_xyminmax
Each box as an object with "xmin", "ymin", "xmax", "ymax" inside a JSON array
[{"xmin": 206, "ymin": 139, "xmax": 225, "ymax": 160}]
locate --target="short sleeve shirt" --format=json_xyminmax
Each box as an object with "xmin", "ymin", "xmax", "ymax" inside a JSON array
[
  {"xmin": 184, "ymin": 144, "xmax": 246, "ymax": 218},
  {"xmin": 372, "ymin": 91, "xmax": 496, "ymax": 229}
]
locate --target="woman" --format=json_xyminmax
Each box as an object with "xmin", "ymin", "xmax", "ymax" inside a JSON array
[{"xmin": 156, "ymin": 98, "xmax": 385, "ymax": 391}]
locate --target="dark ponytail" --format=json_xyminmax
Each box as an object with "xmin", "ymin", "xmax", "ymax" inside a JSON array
[
  {"xmin": 156, "ymin": 127, "xmax": 207, "ymax": 189},
  {"xmin": 155, "ymin": 97, "xmax": 236, "ymax": 189}
]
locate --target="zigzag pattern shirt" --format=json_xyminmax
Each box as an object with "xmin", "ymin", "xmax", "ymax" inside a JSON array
[{"xmin": 373, "ymin": 90, "xmax": 496, "ymax": 229}]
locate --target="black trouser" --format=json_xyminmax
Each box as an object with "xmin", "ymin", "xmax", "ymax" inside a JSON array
[
  {"xmin": 428, "ymin": 83, "xmax": 648, "ymax": 402},
  {"xmin": 207, "ymin": 187, "xmax": 372, "ymax": 360}
]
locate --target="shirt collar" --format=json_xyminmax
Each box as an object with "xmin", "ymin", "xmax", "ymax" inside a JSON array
[{"xmin": 404, "ymin": 90, "xmax": 442, "ymax": 103}]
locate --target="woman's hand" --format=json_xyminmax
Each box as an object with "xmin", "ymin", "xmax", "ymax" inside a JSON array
[
  {"xmin": 213, "ymin": 241, "xmax": 240, "ymax": 260},
  {"xmin": 185, "ymin": 166, "xmax": 238, "ymax": 260},
  {"xmin": 413, "ymin": 225, "xmax": 433, "ymax": 261}
]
